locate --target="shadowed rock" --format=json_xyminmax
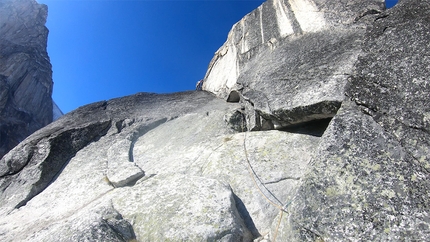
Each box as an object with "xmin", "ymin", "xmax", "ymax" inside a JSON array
[
  {"xmin": 278, "ymin": 1, "xmax": 430, "ymax": 240},
  {"xmin": 0, "ymin": 0, "xmax": 57, "ymax": 159},
  {"xmin": 203, "ymin": 0, "xmax": 385, "ymax": 131},
  {"xmin": 0, "ymin": 0, "xmax": 429, "ymax": 241}
]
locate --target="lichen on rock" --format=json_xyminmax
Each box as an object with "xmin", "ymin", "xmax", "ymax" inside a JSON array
[{"xmin": 0, "ymin": 0, "xmax": 429, "ymax": 241}]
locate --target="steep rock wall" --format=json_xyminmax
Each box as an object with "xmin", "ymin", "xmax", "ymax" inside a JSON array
[
  {"xmin": 203, "ymin": 0, "xmax": 385, "ymax": 131},
  {"xmin": 267, "ymin": 0, "xmax": 430, "ymax": 240},
  {"xmin": 0, "ymin": 0, "xmax": 54, "ymax": 159},
  {"xmin": 0, "ymin": 0, "xmax": 429, "ymax": 241}
]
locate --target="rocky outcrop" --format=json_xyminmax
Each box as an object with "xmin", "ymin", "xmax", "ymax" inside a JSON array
[
  {"xmin": 0, "ymin": 0, "xmax": 55, "ymax": 159},
  {"xmin": 265, "ymin": 0, "xmax": 430, "ymax": 240},
  {"xmin": 203, "ymin": 0, "xmax": 385, "ymax": 131},
  {"xmin": 0, "ymin": 92, "xmax": 254, "ymax": 241},
  {"xmin": 0, "ymin": 0, "xmax": 429, "ymax": 241}
]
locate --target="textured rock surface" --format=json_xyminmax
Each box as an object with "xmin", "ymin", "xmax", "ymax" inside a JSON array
[
  {"xmin": 0, "ymin": 90, "xmax": 327, "ymax": 241},
  {"xmin": 275, "ymin": 1, "xmax": 430, "ymax": 241},
  {"xmin": 0, "ymin": 0, "xmax": 55, "ymax": 159},
  {"xmin": 0, "ymin": 92, "xmax": 255, "ymax": 241},
  {"xmin": 1, "ymin": 0, "xmax": 429, "ymax": 241},
  {"xmin": 203, "ymin": 0, "xmax": 385, "ymax": 131}
]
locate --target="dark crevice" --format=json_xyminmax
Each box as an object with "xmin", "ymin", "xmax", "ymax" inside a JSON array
[
  {"xmin": 241, "ymin": 99, "xmax": 340, "ymax": 134},
  {"xmin": 382, "ymin": 26, "xmax": 392, "ymax": 33},
  {"xmin": 128, "ymin": 142, "xmax": 136, "ymax": 163},
  {"xmin": 104, "ymin": 220, "xmax": 136, "ymax": 242},
  {"xmin": 232, "ymin": 192, "xmax": 261, "ymax": 239},
  {"xmin": 115, "ymin": 120, "xmax": 125, "ymax": 133},
  {"xmin": 354, "ymin": 9, "xmax": 382, "ymax": 22},
  {"xmin": 374, "ymin": 13, "xmax": 389, "ymax": 21},
  {"xmin": 279, "ymin": 118, "xmax": 332, "ymax": 137},
  {"xmin": 134, "ymin": 173, "xmax": 156, "ymax": 185},
  {"xmin": 264, "ymin": 176, "xmax": 301, "ymax": 185},
  {"xmin": 115, "ymin": 118, "xmax": 135, "ymax": 134},
  {"xmin": 113, "ymin": 171, "xmax": 146, "ymax": 188},
  {"xmin": 271, "ymin": 101, "xmax": 342, "ymax": 127},
  {"xmin": 227, "ymin": 90, "xmax": 240, "ymax": 103},
  {"xmin": 106, "ymin": 204, "xmax": 137, "ymax": 241},
  {"xmin": 128, "ymin": 118, "xmax": 167, "ymax": 163}
]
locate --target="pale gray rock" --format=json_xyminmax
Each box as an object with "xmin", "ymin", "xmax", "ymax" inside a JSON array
[
  {"xmin": 131, "ymin": 108, "xmax": 322, "ymax": 236},
  {"xmin": 347, "ymin": 0, "xmax": 430, "ymax": 171},
  {"xmin": 1, "ymin": 0, "xmax": 429, "ymax": 241},
  {"xmin": 272, "ymin": 0, "xmax": 430, "ymax": 241},
  {"xmin": 0, "ymin": 91, "xmax": 256, "ymax": 241},
  {"xmin": 0, "ymin": 119, "xmax": 112, "ymax": 213},
  {"xmin": 112, "ymin": 174, "xmax": 252, "ymax": 241},
  {"xmin": 0, "ymin": 92, "xmax": 231, "ymax": 213},
  {"xmin": 203, "ymin": 0, "xmax": 385, "ymax": 131},
  {"xmin": 201, "ymin": 130, "xmax": 320, "ymax": 237},
  {"xmin": 277, "ymin": 101, "xmax": 430, "ymax": 241},
  {"xmin": 19, "ymin": 201, "xmax": 137, "ymax": 242},
  {"xmin": 0, "ymin": 89, "xmax": 326, "ymax": 241},
  {"xmin": 0, "ymin": 0, "xmax": 59, "ymax": 159}
]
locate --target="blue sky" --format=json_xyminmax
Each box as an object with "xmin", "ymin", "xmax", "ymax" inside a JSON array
[{"xmin": 38, "ymin": 0, "xmax": 398, "ymax": 114}]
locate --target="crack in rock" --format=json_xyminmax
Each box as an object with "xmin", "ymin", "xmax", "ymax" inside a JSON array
[
  {"xmin": 264, "ymin": 176, "xmax": 301, "ymax": 185},
  {"xmin": 106, "ymin": 201, "xmax": 138, "ymax": 241},
  {"xmin": 106, "ymin": 118, "xmax": 167, "ymax": 188}
]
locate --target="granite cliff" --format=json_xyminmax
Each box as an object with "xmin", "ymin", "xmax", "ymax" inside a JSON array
[
  {"xmin": 0, "ymin": 0, "xmax": 429, "ymax": 241},
  {"xmin": 0, "ymin": 0, "xmax": 60, "ymax": 159}
]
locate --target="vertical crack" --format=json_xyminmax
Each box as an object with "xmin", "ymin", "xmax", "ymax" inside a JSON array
[
  {"xmin": 283, "ymin": 0, "xmax": 304, "ymax": 35},
  {"xmin": 127, "ymin": 118, "xmax": 167, "ymax": 163},
  {"xmin": 106, "ymin": 118, "xmax": 167, "ymax": 188}
]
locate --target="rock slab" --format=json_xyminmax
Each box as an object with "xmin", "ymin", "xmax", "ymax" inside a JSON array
[{"xmin": 0, "ymin": 0, "xmax": 429, "ymax": 241}]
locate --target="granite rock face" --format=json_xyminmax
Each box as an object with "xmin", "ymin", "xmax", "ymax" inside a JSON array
[
  {"xmin": 274, "ymin": 1, "xmax": 430, "ymax": 241},
  {"xmin": 0, "ymin": 0, "xmax": 429, "ymax": 241},
  {"xmin": 0, "ymin": 92, "xmax": 254, "ymax": 241},
  {"xmin": 203, "ymin": 0, "xmax": 385, "ymax": 131},
  {"xmin": 0, "ymin": 0, "xmax": 55, "ymax": 159}
]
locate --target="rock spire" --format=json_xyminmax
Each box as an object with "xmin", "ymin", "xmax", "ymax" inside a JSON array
[{"xmin": 0, "ymin": 0, "xmax": 56, "ymax": 159}]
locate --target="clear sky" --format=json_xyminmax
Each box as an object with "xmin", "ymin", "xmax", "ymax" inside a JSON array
[
  {"xmin": 37, "ymin": 0, "xmax": 265, "ymax": 113},
  {"xmin": 38, "ymin": 0, "xmax": 398, "ymax": 114}
]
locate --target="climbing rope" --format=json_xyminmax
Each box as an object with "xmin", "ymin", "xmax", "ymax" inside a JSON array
[
  {"xmin": 241, "ymin": 121, "xmax": 289, "ymax": 241},
  {"xmin": 242, "ymin": 131, "xmax": 286, "ymax": 241},
  {"xmin": 241, "ymin": 116, "xmax": 324, "ymax": 242},
  {"xmin": 242, "ymin": 131, "xmax": 285, "ymax": 212}
]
